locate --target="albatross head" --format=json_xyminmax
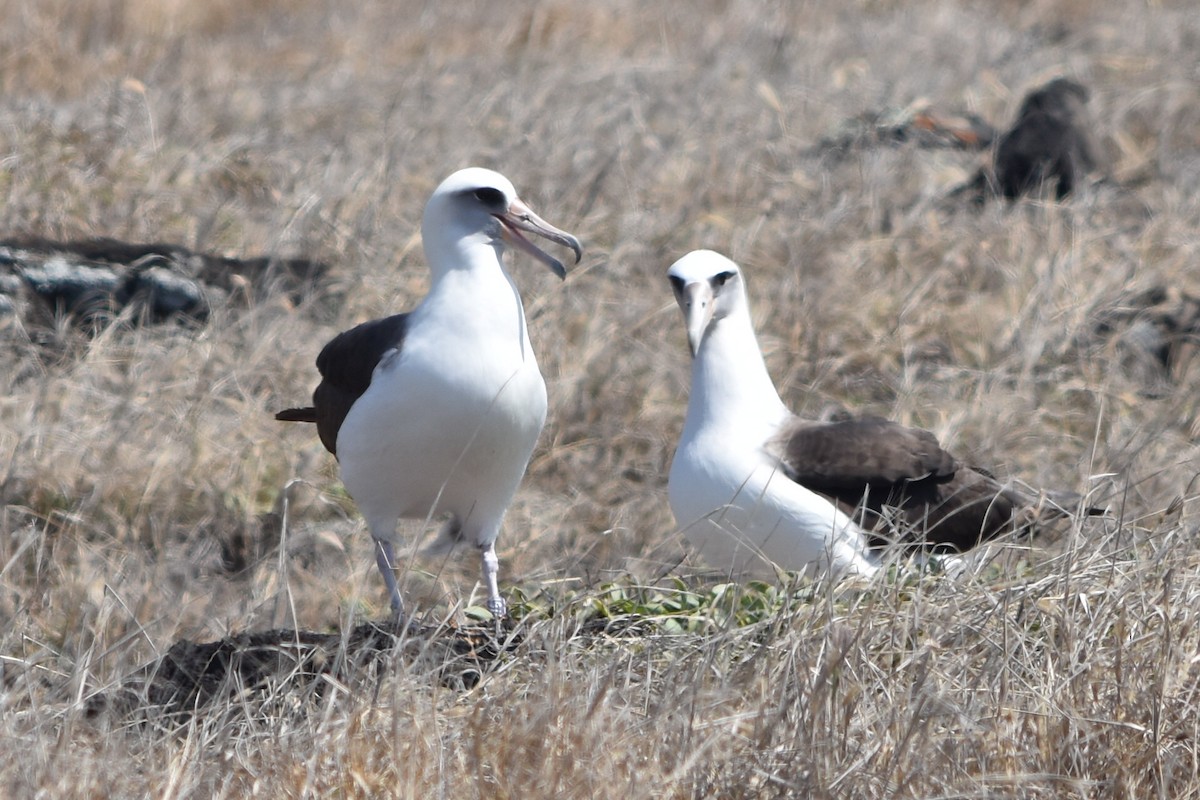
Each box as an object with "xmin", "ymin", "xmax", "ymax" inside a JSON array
[
  {"xmin": 667, "ymin": 250, "xmax": 748, "ymax": 357},
  {"xmin": 423, "ymin": 167, "xmax": 582, "ymax": 279}
]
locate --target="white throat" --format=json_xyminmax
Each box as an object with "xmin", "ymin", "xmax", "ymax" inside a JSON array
[
  {"xmin": 418, "ymin": 235, "xmax": 532, "ymax": 353},
  {"xmin": 683, "ymin": 304, "xmax": 790, "ymax": 444}
]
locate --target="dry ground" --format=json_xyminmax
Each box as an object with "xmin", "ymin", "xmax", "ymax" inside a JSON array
[{"xmin": 3, "ymin": 0, "xmax": 1200, "ymax": 797}]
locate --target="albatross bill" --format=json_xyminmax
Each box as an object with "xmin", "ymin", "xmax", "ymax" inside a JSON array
[
  {"xmin": 665, "ymin": 249, "xmax": 1101, "ymax": 579},
  {"xmin": 276, "ymin": 167, "xmax": 581, "ymax": 623}
]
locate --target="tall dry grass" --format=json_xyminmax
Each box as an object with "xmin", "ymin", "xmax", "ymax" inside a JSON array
[{"xmin": 2, "ymin": 0, "xmax": 1200, "ymax": 796}]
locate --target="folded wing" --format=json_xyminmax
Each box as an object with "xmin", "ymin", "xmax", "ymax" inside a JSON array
[
  {"xmin": 769, "ymin": 415, "xmax": 1072, "ymax": 551},
  {"xmin": 275, "ymin": 313, "xmax": 409, "ymax": 458}
]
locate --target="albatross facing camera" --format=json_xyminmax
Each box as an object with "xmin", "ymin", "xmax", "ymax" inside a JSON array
[
  {"xmin": 665, "ymin": 249, "xmax": 1102, "ymax": 579},
  {"xmin": 276, "ymin": 168, "xmax": 582, "ymax": 624}
]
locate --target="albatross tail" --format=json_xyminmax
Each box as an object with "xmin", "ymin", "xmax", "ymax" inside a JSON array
[
  {"xmin": 275, "ymin": 407, "xmax": 318, "ymax": 423},
  {"xmin": 1037, "ymin": 489, "xmax": 1109, "ymax": 519}
]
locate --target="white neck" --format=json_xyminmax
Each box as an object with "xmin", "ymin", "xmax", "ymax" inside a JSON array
[
  {"xmin": 419, "ymin": 237, "xmax": 531, "ymax": 350},
  {"xmin": 682, "ymin": 305, "xmax": 789, "ymax": 441}
]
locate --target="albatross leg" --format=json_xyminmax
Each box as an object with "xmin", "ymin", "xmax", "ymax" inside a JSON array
[
  {"xmin": 478, "ymin": 540, "xmax": 507, "ymax": 625},
  {"xmin": 373, "ymin": 538, "xmax": 406, "ymax": 624}
]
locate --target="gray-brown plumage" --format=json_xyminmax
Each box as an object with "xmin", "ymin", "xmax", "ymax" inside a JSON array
[
  {"xmin": 275, "ymin": 313, "xmax": 409, "ymax": 457},
  {"xmin": 948, "ymin": 78, "xmax": 1103, "ymax": 206},
  {"xmin": 994, "ymin": 78, "xmax": 1101, "ymax": 199},
  {"xmin": 770, "ymin": 415, "xmax": 1098, "ymax": 553}
]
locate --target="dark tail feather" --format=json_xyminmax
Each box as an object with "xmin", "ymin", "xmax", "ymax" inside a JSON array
[
  {"xmin": 1042, "ymin": 489, "xmax": 1109, "ymax": 518},
  {"xmin": 275, "ymin": 407, "xmax": 317, "ymax": 423}
]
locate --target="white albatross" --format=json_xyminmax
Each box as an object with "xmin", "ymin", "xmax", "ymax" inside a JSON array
[
  {"xmin": 666, "ymin": 249, "xmax": 1102, "ymax": 579},
  {"xmin": 276, "ymin": 168, "xmax": 581, "ymax": 623}
]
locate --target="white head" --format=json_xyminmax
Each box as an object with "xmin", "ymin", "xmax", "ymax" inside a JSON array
[
  {"xmin": 422, "ymin": 167, "xmax": 582, "ymax": 279},
  {"xmin": 667, "ymin": 250, "xmax": 749, "ymax": 357}
]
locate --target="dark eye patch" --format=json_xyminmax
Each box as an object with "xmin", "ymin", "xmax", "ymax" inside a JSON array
[
  {"xmin": 712, "ymin": 270, "xmax": 736, "ymax": 288},
  {"xmin": 472, "ymin": 187, "xmax": 506, "ymax": 206},
  {"xmin": 668, "ymin": 274, "xmax": 685, "ymax": 294}
]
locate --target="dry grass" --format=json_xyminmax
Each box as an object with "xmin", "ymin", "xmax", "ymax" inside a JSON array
[{"xmin": 3, "ymin": 0, "xmax": 1200, "ymax": 796}]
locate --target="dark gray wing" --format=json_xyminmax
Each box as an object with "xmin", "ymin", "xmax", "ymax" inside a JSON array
[
  {"xmin": 772, "ymin": 415, "xmax": 957, "ymax": 492},
  {"xmin": 770, "ymin": 415, "xmax": 1035, "ymax": 552},
  {"xmin": 275, "ymin": 313, "xmax": 409, "ymax": 457}
]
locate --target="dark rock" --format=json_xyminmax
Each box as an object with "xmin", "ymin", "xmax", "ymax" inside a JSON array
[
  {"xmin": 0, "ymin": 237, "xmax": 329, "ymax": 335},
  {"xmin": 118, "ymin": 265, "xmax": 209, "ymax": 322},
  {"xmin": 18, "ymin": 256, "xmax": 123, "ymax": 321}
]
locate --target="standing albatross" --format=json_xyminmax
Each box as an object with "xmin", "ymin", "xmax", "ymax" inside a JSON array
[
  {"xmin": 276, "ymin": 168, "xmax": 581, "ymax": 622},
  {"xmin": 666, "ymin": 249, "xmax": 1100, "ymax": 578}
]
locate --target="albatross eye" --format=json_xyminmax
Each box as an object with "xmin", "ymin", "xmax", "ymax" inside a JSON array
[
  {"xmin": 472, "ymin": 187, "xmax": 506, "ymax": 207},
  {"xmin": 712, "ymin": 270, "xmax": 736, "ymax": 288},
  {"xmin": 668, "ymin": 274, "xmax": 685, "ymax": 295}
]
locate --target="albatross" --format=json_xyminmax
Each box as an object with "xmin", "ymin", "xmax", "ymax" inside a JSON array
[
  {"xmin": 276, "ymin": 167, "xmax": 581, "ymax": 622},
  {"xmin": 666, "ymin": 249, "xmax": 1100, "ymax": 578}
]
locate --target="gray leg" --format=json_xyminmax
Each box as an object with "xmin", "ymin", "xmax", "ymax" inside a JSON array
[
  {"xmin": 479, "ymin": 540, "xmax": 507, "ymax": 621},
  {"xmin": 373, "ymin": 539, "xmax": 405, "ymax": 623}
]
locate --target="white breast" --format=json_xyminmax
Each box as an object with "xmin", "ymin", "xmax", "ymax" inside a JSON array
[
  {"xmin": 335, "ymin": 297, "xmax": 547, "ymax": 545},
  {"xmin": 669, "ymin": 417, "xmax": 878, "ymax": 579}
]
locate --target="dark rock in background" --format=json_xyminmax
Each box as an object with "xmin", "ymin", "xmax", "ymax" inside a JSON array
[{"xmin": 0, "ymin": 237, "xmax": 328, "ymax": 332}]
